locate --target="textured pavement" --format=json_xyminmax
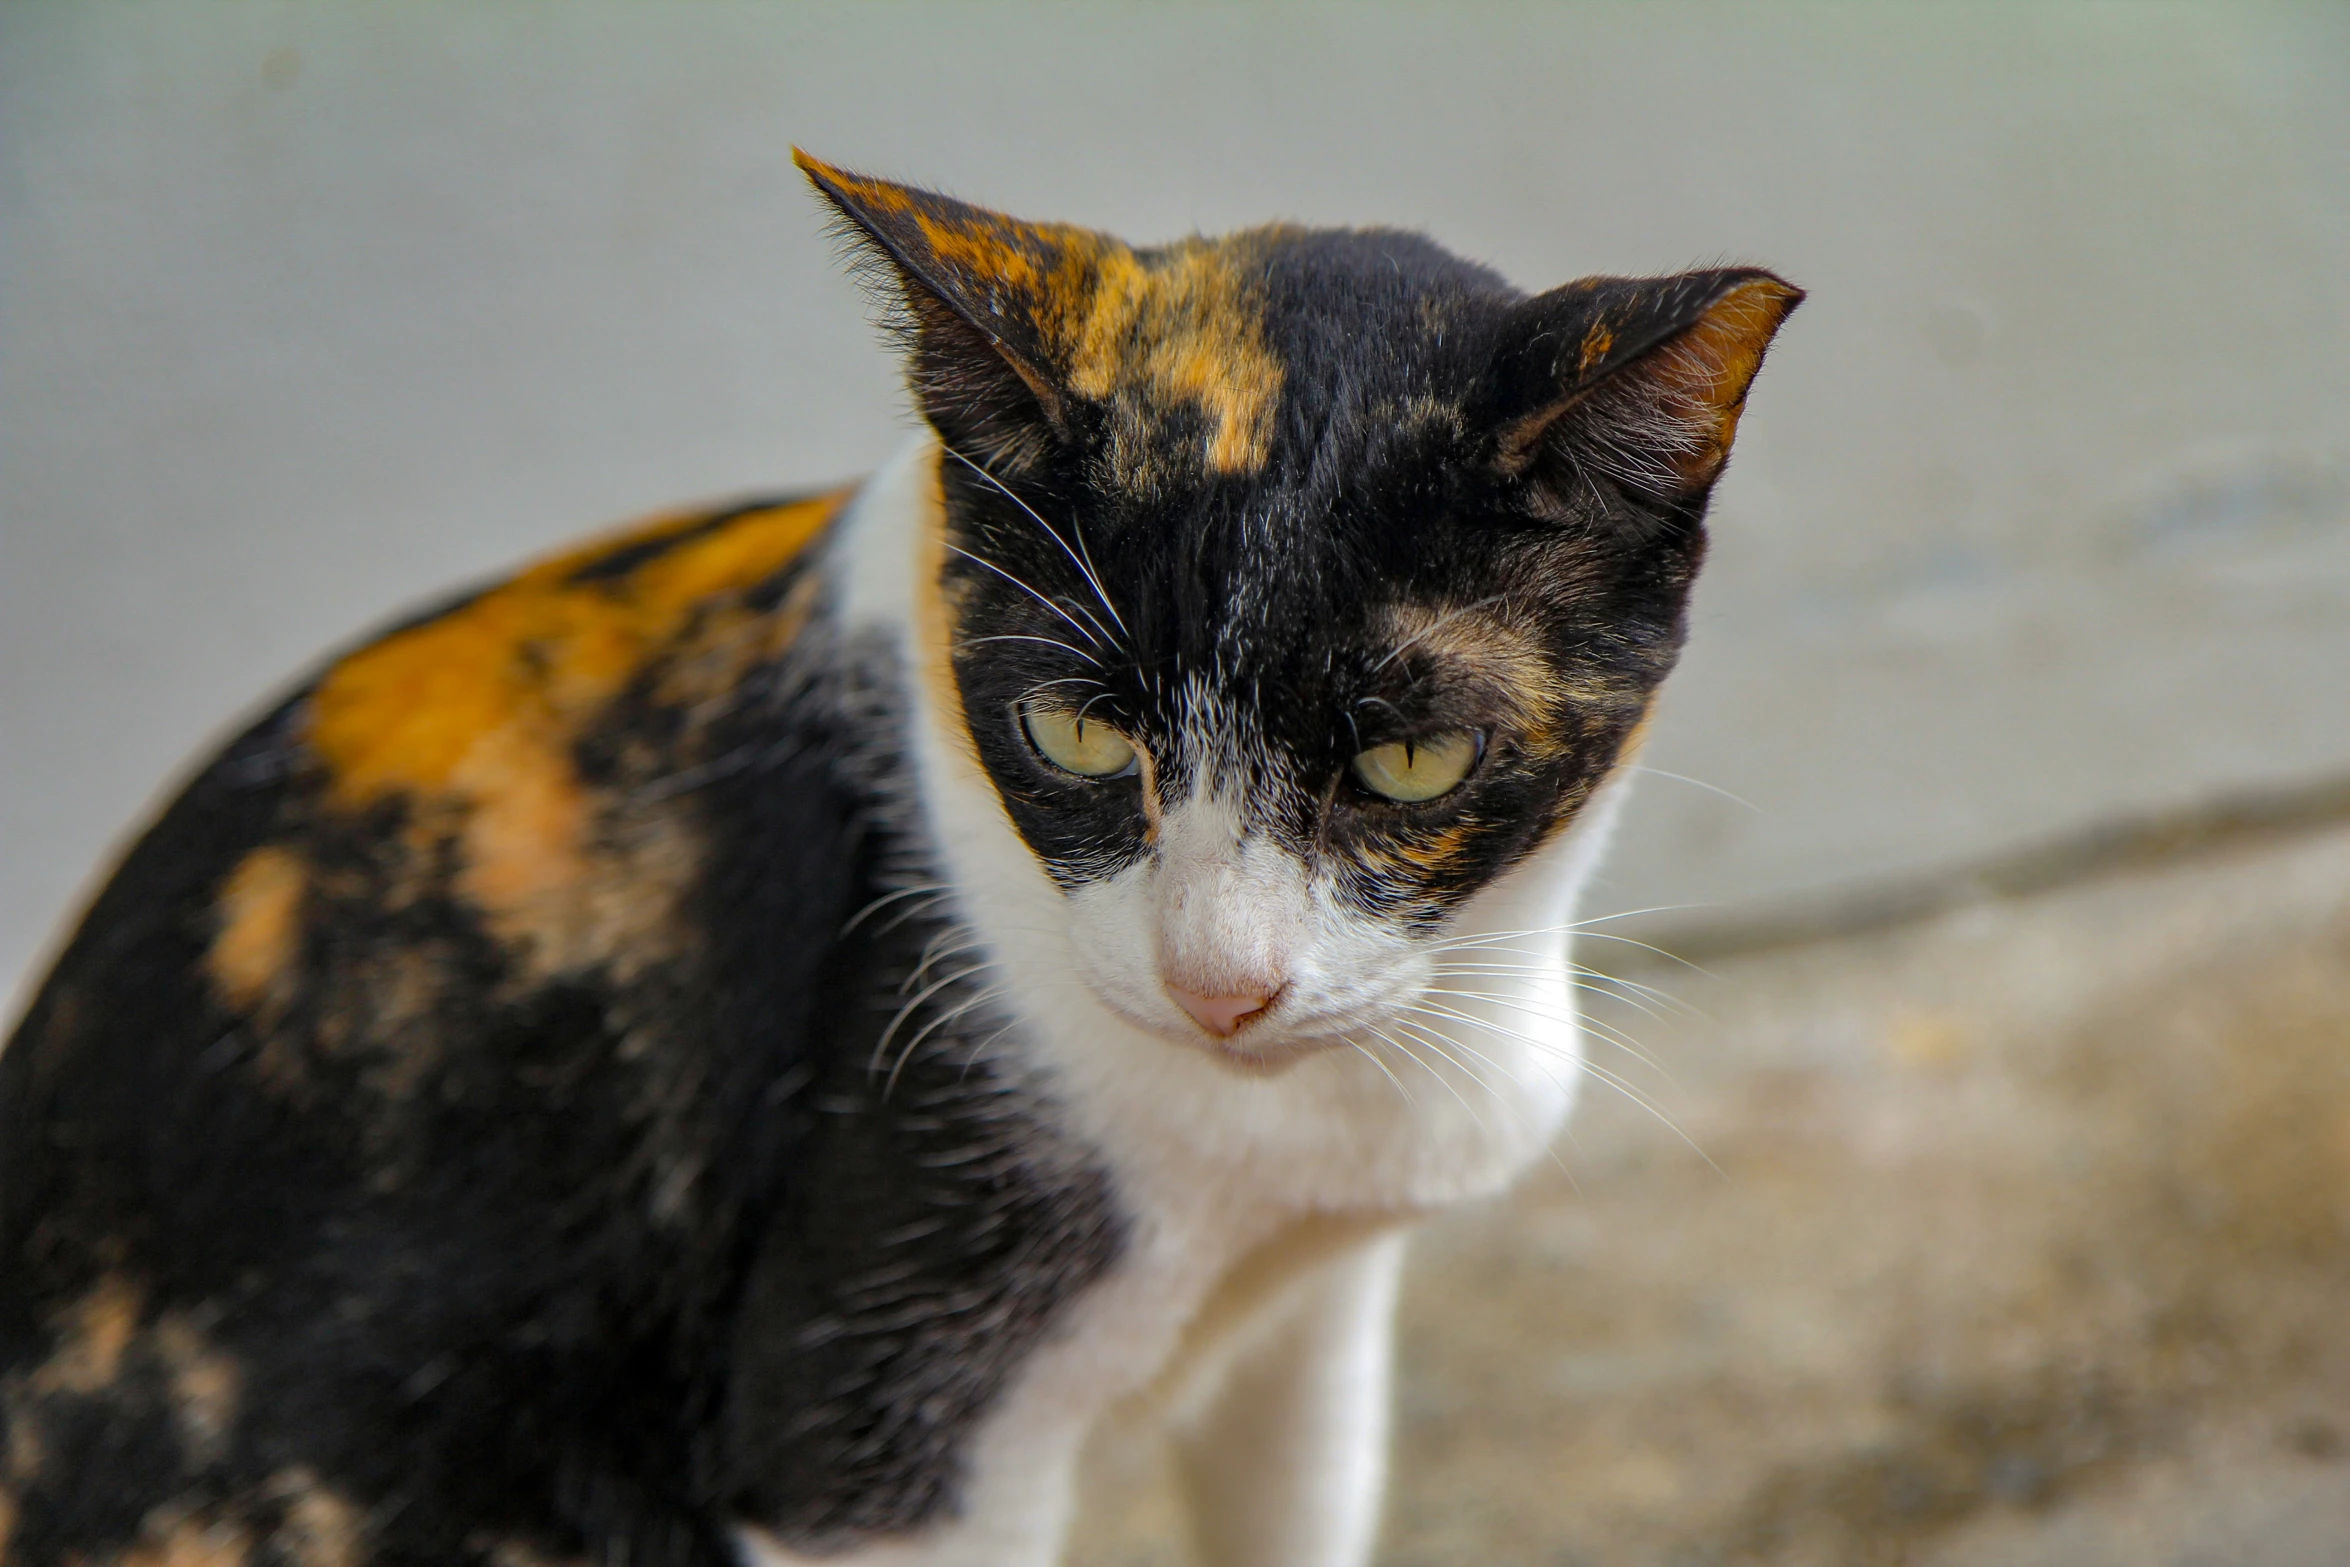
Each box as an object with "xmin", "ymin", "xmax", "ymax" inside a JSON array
[{"xmin": 1073, "ymin": 819, "xmax": 2350, "ymax": 1565}]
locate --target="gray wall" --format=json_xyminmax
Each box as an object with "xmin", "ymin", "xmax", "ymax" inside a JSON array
[{"xmin": 6, "ymin": 2, "xmax": 2348, "ymax": 1007}]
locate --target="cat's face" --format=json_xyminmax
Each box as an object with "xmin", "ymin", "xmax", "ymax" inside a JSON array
[{"xmin": 804, "ymin": 155, "xmax": 1798, "ymax": 1068}]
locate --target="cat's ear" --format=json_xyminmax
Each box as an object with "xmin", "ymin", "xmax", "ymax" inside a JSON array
[
  {"xmin": 1481, "ymin": 268, "xmax": 1802, "ymax": 516},
  {"xmin": 797, "ymin": 151, "xmax": 1100, "ymax": 474}
]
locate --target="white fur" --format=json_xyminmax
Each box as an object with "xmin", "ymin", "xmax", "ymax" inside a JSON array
[
  {"xmin": 745, "ymin": 439, "xmax": 1629, "ymax": 1567},
  {"xmin": 1170, "ymin": 1232, "xmax": 1408, "ymax": 1567}
]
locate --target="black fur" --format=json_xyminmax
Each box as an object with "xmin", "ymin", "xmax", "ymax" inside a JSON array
[{"xmin": 1, "ymin": 588, "xmax": 1117, "ymax": 1563}]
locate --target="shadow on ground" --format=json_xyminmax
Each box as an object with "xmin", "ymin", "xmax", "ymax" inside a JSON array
[{"xmin": 1072, "ymin": 820, "xmax": 2350, "ymax": 1565}]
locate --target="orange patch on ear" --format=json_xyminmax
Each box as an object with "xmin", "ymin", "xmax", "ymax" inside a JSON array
[
  {"xmin": 796, "ymin": 153, "xmax": 1283, "ymax": 476},
  {"xmin": 211, "ymin": 847, "xmax": 308, "ymax": 1012},
  {"xmin": 1646, "ymin": 277, "xmax": 1803, "ymax": 485},
  {"xmin": 1577, "ymin": 323, "xmax": 1616, "ymax": 375}
]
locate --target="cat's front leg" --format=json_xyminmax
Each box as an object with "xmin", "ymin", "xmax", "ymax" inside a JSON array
[{"xmin": 1170, "ymin": 1230, "xmax": 1410, "ymax": 1567}]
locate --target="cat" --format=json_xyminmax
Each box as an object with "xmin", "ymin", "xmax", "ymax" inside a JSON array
[{"xmin": 0, "ymin": 152, "xmax": 1798, "ymax": 1567}]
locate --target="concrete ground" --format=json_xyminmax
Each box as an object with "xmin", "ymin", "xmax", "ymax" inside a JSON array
[{"xmin": 1070, "ymin": 815, "xmax": 2350, "ymax": 1565}]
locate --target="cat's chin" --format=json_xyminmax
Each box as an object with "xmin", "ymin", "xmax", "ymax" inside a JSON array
[{"xmin": 1185, "ymin": 1031, "xmax": 1346, "ymax": 1078}]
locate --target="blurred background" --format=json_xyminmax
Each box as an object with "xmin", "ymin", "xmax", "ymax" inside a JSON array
[{"xmin": 4, "ymin": 4, "xmax": 2347, "ymax": 1562}]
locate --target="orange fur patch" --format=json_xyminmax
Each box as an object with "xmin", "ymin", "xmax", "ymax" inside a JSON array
[
  {"xmin": 30, "ymin": 1276, "xmax": 141, "ymax": 1397},
  {"xmin": 305, "ymin": 493, "xmax": 847, "ymax": 956},
  {"xmin": 1616, "ymin": 706, "xmax": 1658, "ymax": 767},
  {"xmin": 154, "ymin": 1315, "xmax": 241, "ymax": 1465},
  {"xmin": 263, "ymin": 1469, "xmax": 363, "ymax": 1567},
  {"xmin": 310, "ymin": 494, "xmax": 845, "ymax": 806},
  {"xmin": 123, "ymin": 1515, "xmax": 252, "ymax": 1567},
  {"xmin": 1577, "ymin": 321, "xmax": 1616, "ymax": 375},
  {"xmin": 1061, "ymin": 239, "xmax": 1285, "ymax": 475},
  {"xmin": 210, "ymin": 847, "xmax": 308, "ymax": 1013},
  {"xmin": 1378, "ymin": 603, "xmax": 1597, "ymax": 761}
]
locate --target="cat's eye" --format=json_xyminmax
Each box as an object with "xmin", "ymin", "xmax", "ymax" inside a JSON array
[
  {"xmin": 1021, "ymin": 703, "xmax": 1139, "ymax": 779},
  {"xmin": 1350, "ymin": 731, "xmax": 1481, "ymax": 803}
]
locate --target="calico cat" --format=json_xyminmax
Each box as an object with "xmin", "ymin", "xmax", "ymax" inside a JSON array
[{"xmin": 0, "ymin": 153, "xmax": 1797, "ymax": 1567}]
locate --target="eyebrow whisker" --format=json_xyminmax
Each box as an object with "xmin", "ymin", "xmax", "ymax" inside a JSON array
[
  {"xmin": 943, "ymin": 541, "xmax": 1112, "ymax": 655},
  {"xmin": 1370, "ymin": 593, "xmax": 1513, "ymax": 676},
  {"xmin": 942, "ymin": 442, "xmax": 1130, "ymax": 645}
]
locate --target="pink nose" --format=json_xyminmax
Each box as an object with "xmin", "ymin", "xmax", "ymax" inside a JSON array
[{"xmin": 1167, "ymin": 985, "xmax": 1276, "ymax": 1038}]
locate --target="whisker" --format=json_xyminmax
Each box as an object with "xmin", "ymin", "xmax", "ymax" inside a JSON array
[
  {"xmin": 1428, "ymin": 905, "xmax": 1720, "ymax": 946},
  {"xmin": 886, "ymin": 983, "xmax": 1012, "ymax": 1098},
  {"xmin": 1343, "ymin": 1037, "xmax": 1417, "ymax": 1107},
  {"xmin": 1016, "ymin": 675, "xmax": 1108, "ymax": 705},
  {"xmin": 870, "ymin": 962, "xmax": 995, "ymax": 1081},
  {"xmin": 1388, "ymin": 1017, "xmax": 1530, "ymax": 1100},
  {"xmin": 1365, "ymin": 1024, "xmax": 1497, "ymax": 1139},
  {"xmin": 1393, "ymin": 1016, "xmax": 1585, "ymax": 1192},
  {"xmin": 942, "ymin": 541, "xmax": 1109, "ymax": 653},
  {"xmin": 1406, "ymin": 1002, "xmax": 1721, "ymax": 1178},
  {"xmin": 904, "ymin": 927, "xmax": 982, "ymax": 994},
  {"xmin": 1428, "ymin": 962, "xmax": 1694, "ymax": 1024},
  {"xmin": 942, "ymin": 443, "xmax": 1130, "ymax": 642},
  {"xmin": 1629, "ymin": 765, "xmax": 1763, "ymax": 815},
  {"xmin": 841, "ymin": 883, "xmax": 951, "ymax": 936},
  {"xmin": 1431, "ymin": 925, "xmax": 1718, "ymax": 978},
  {"xmin": 1415, "ymin": 985, "xmax": 1671, "ymax": 1078},
  {"xmin": 963, "ymin": 633, "xmax": 1106, "ymax": 667}
]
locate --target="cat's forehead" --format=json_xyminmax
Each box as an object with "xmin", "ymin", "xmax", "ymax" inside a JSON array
[{"xmin": 1091, "ymin": 227, "xmax": 1516, "ymax": 491}]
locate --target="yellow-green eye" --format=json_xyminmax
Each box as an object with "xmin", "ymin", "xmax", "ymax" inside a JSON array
[
  {"xmin": 1021, "ymin": 703, "xmax": 1139, "ymax": 779},
  {"xmin": 1350, "ymin": 732, "xmax": 1480, "ymax": 803}
]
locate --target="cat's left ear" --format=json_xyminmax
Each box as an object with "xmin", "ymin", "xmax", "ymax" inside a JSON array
[
  {"xmin": 1480, "ymin": 268, "xmax": 1803, "ymax": 515},
  {"xmin": 797, "ymin": 151, "xmax": 1100, "ymax": 474}
]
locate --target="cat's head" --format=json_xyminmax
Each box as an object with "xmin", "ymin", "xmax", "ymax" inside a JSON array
[{"xmin": 803, "ymin": 154, "xmax": 1799, "ymax": 1071}]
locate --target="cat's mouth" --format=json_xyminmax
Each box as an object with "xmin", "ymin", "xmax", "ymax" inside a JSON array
[{"xmin": 1096, "ymin": 974, "xmax": 1418, "ymax": 1077}]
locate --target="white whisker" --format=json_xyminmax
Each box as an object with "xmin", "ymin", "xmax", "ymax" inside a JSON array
[
  {"xmin": 841, "ymin": 883, "xmax": 951, "ymax": 936},
  {"xmin": 1629, "ymin": 765, "xmax": 1763, "ymax": 815},
  {"xmin": 942, "ymin": 541, "xmax": 1109, "ymax": 654},
  {"xmin": 942, "ymin": 442, "xmax": 1130, "ymax": 644},
  {"xmin": 1405, "ymin": 1001, "xmax": 1720, "ymax": 1177},
  {"xmin": 1343, "ymin": 1037, "xmax": 1418, "ymax": 1107}
]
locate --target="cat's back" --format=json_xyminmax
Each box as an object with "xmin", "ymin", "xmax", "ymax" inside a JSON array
[{"xmin": 0, "ymin": 486, "xmax": 868, "ymax": 1561}]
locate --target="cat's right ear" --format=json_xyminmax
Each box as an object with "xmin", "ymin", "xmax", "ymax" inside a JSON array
[
  {"xmin": 1477, "ymin": 268, "xmax": 1803, "ymax": 522},
  {"xmin": 797, "ymin": 152, "xmax": 1094, "ymax": 475}
]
